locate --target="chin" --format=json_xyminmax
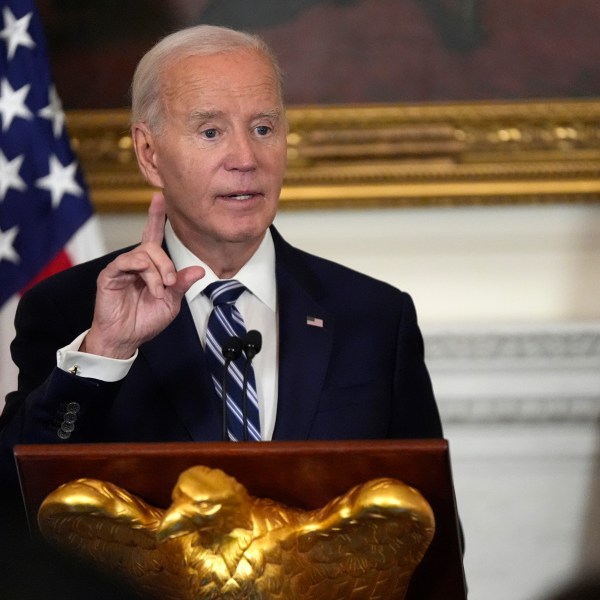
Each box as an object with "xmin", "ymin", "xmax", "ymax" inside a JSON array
[
  {"xmin": 225, "ymin": 228, "xmax": 269, "ymax": 245},
  {"xmin": 223, "ymin": 215, "xmax": 274, "ymax": 243}
]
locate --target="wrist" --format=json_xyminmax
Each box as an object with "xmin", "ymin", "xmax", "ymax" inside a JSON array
[{"xmin": 81, "ymin": 330, "xmax": 137, "ymax": 360}]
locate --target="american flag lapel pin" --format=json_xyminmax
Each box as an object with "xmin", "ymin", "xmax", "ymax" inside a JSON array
[{"xmin": 306, "ymin": 315, "xmax": 324, "ymax": 328}]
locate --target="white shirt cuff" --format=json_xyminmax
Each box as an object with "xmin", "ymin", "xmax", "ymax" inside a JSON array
[{"xmin": 56, "ymin": 330, "xmax": 137, "ymax": 382}]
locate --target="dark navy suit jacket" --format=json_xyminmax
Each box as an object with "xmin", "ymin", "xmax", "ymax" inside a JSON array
[{"xmin": 0, "ymin": 227, "xmax": 442, "ymax": 488}]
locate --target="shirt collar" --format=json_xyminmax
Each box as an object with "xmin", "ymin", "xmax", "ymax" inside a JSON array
[{"xmin": 164, "ymin": 220, "xmax": 277, "ymax": 312}]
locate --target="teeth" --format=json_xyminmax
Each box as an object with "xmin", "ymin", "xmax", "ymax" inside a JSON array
[{"xmin": 229, "ymin": 194, "xmax": 253, "ymax": 200}]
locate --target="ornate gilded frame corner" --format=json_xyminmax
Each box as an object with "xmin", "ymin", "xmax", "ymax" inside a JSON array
[{"xmin": 67, "ymin": 99, "xmax": 600, "ymax": 212}]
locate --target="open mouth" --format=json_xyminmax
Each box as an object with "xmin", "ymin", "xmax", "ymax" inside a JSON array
[{"xmin": 226, "ymin": 194, "xmax": 255, "ymax": 201}]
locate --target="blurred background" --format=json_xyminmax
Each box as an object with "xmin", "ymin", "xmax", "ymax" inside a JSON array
[{"xmin": 3, "ymin": 2, "xmax": 600, "ymax": 598}]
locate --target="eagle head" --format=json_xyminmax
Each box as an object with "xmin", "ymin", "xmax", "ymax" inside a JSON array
[{"xmin": 156, "ymin": 466, "xmax": 251, "ymax": 543}]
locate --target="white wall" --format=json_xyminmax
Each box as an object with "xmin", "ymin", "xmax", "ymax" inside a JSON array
[
  {"xmin": 99, "ymin": 201, "xmax": 600, "ymax": 600},
  {"xmin": 275, "ymin": 203, "xmax": 600, "ymax": 326}
]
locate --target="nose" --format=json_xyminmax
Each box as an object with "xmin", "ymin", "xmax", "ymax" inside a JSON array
[{"xmin": 224, "ymin": 130, "xmax": 257, "ymax": 172}]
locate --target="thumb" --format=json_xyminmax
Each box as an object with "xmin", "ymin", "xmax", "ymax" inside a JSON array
[{"xmin": 172, "ymin": 266, "xmax": 205, "ymax": 295}]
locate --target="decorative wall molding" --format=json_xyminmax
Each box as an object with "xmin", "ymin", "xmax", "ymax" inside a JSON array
[
  {"xmin": 433, "ymin": 395, "xmax": 600, "ymax": 424},
  {"xmin": 424, "ymin": 324, "xmax": 600, "ymax": 424},
  {"xmin": 425, "ymin": 327, "xmax": 600, "ymax": 363}
]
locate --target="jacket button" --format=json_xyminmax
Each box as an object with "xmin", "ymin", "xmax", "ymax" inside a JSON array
[
  {"xmin": 60, "ymin": 421, "xmax": 75, "ymax": 433},
  {"xmin": 63, "ymin": 411, "xmax": 77, "ymax": 424},
  {"xmin": 57, "ymin": 428, "xmax": 71, "ymax": 440}
]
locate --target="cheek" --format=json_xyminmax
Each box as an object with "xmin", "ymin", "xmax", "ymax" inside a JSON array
[
  {"xmin": 276, "ymin": 141, "xmax": 288, "ymax": 171},
  {"xmin": 265, "ymin": 145, "xmax": 287, "ymax": 176},
  {"xmin": 161, "ymin": 153, "xmax": 204, "ymax": 192}
]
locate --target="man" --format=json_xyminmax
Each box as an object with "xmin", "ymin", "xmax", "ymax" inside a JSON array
[
  {"xmin": 0, "ymin": 25, "xmax": 442, "ymax": 494},
  {"xmin": 0, "ymin": 25, "xmax": 446, "ymax": 595}
]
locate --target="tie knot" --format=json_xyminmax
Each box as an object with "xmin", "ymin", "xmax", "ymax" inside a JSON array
[{"xmin": 204, "ymin": 280, "xmax": 246, "ymax": 306}]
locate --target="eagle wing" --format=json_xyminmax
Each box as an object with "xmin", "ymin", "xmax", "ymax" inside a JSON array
[
  {"xmin": 38, "ymin": 478, "xmax": 185, "ymax": 600},
  {"xmin": 256, "ymin": 478, "xmax": 435, "ymax": 600}
]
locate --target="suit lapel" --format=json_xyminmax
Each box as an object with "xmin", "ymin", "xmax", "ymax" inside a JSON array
[
  {"xmin": 138, "ymin": 229, "xmax": 334, "ymax": 441},
  {"xmin": 138, "ymin": 300, "xmax": 222, "ymax": 441},
  {"xmin": 271, "ymin": 229, "xmax": 334, "ymax": 440}
]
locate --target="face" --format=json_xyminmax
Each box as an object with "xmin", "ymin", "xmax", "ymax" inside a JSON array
[{"xmin": 133, "ymin": 48, "xmax": 287, "ymax": 262}]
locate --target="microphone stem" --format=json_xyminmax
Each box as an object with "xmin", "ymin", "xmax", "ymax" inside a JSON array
[
  {"xmin": 221, "ymin": 360, "xmax": 230, "ymax": 442},
  {"xmin": 242, "ymin": 360, "xmax": 251, "ymax": 441}
]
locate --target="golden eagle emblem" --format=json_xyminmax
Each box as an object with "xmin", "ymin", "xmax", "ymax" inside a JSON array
[{"xmin": 38, "ymin": 465, "xmax": 434, "ymax": 599}]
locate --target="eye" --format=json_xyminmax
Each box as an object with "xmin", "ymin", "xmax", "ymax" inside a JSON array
[
  {"xmin": 255, "ymin": 125, "xmax": 271, "ymax": 136},
  {"xmin": 202, "ymin": 128, "xmax": 218, "ymax": 139}
]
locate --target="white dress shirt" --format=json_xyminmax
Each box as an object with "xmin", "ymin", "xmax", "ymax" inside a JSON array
[{"xmin": 57, "ymin": 221, "xmax": 279, "ymax": 440}]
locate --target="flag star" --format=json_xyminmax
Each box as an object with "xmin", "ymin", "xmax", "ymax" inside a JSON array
[
  {"xmin": 0, "ymin": 8, "xmax": 35, "ymax": 60},
  {"xmin": 0, "ymin": 78, "xmax": 32, "ymax": 131},
  {"xmin": 35, "ymin": 155, "xmax": 84, "ymax": 208},
  {"xmin": 0, "ymin": 224, "xmax": 20, "ymax": 264},
  {"xmin": 38, "ymin": 85, "xmax": 65, "ymax": 138},
  {"xmin": 0, "ymin": 150, "xmax": 26, "ymax": 201}
]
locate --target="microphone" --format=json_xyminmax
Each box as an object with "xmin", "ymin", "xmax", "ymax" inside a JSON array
[
  {"xmin": 241, "ymin": 330, "xmax": 262, "ymax": 441},
  {"xmin": 220, "ymin": 335, "xmax": 243, "ymax": 441}
]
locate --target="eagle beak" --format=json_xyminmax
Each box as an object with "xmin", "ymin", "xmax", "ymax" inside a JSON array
[
  {"xmin": 156, "ymin": 502, "xmax": 222, "ymax": 543},
  {"xmin": 157, "ymin": 506, "xmax": 195, "ymax": 542}
]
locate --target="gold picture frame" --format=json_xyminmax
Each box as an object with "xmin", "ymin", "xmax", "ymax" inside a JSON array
[{"xmin": 67, "ymin": 99, "xmax": 600, "ymax": 212}]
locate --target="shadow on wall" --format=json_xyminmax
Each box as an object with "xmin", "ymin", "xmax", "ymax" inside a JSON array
[
  {"xmin": 543, "ymin": 422, "xmax": 600, "ymax": 600},
  {"xmin": 578, "ymin": 422, "xmax": 600, "ymax": 572},
  {"xmin": 522, "ymin": 416, "xmax": 600, "ymax": 600},
  {"xmin": 542, "ymin": 574, "xmax": 600, "ymax": 600}
]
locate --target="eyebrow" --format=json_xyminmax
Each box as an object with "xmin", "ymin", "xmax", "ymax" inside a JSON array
[
  {"xmin": 188, "ymin": 108, "xmax": 283, "ymax": 123},
  {"xmin": 255, "ymin": 109, "xmax": 283, "ymax": 121},
  {"xmin": 189, "ymin": 110, "xmax": 221, "ymax": 123}
]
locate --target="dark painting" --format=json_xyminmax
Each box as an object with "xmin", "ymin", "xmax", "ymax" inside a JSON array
[{"xmin": 38, "ymin": 0, "xmax": 600, "ymax": 109}]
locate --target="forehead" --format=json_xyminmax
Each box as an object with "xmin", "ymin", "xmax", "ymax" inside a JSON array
[{"xmin": 160, "ymin": 48, "xmax": 282, "ymax": 112}]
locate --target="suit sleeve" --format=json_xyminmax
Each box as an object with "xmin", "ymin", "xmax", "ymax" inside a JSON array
[
  {"xmin": 0, "ymin": 284, "xmax": 122, "ymax": 493},
  {"xmin": 388, "ymin": 293, "xmax": 443, "ymax": 439}
]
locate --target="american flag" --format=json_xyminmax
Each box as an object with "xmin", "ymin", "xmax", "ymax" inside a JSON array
[
  {"xmin": 0, "ymin": 0, "xmax": 104, "ymax": 408},
  {"xmin": 306, "ymin": 315, "xmax": 324, "ymax": 328}
]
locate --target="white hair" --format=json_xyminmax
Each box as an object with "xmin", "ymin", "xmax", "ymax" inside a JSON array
[{"xmin": 131, "ymin": 25, "xmax": 284, "ymax": 133}]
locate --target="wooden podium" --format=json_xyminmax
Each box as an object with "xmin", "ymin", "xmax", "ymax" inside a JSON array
[{"xmin": 14, "ymin": 439, "xmax": 466, "ymax": 599}]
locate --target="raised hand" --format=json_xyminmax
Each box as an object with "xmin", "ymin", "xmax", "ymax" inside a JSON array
[{"xmin": 82, "ymin": 193, "xmax": 205, "ymax": 359}]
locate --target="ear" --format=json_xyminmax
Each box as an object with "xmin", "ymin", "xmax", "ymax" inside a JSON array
[{"xmin": 131, "ymin": 123, "xmax": 164, "ymax": 189}]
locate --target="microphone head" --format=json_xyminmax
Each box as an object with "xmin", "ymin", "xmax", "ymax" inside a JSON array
[
  {"xmin": 222, "ymin": 336, "xmax": 243, "ymax": 361},
  {"xmin": 243, "ymin": 330, "xmax": 262, "ymax": 359}
]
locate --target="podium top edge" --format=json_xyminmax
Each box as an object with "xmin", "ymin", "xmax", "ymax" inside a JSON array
[{"xmin": 15, "ymin": 439, "xmax": 449, "ymax": 460}]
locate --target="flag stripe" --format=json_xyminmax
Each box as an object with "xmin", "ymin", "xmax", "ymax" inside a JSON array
[{"xmin": 20, "ymin": 249, "xmax": 72, "ymax": 295}]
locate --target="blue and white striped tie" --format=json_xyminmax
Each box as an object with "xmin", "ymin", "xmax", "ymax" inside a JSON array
[{"xmin": 204, "ymin": 280, "xmax": 261, "ymax": 442}]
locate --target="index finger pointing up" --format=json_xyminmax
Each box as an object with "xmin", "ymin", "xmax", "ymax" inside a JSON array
[{"xmin": 141, "ymin": 192, "xmax": 167, "ymax": 245}]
